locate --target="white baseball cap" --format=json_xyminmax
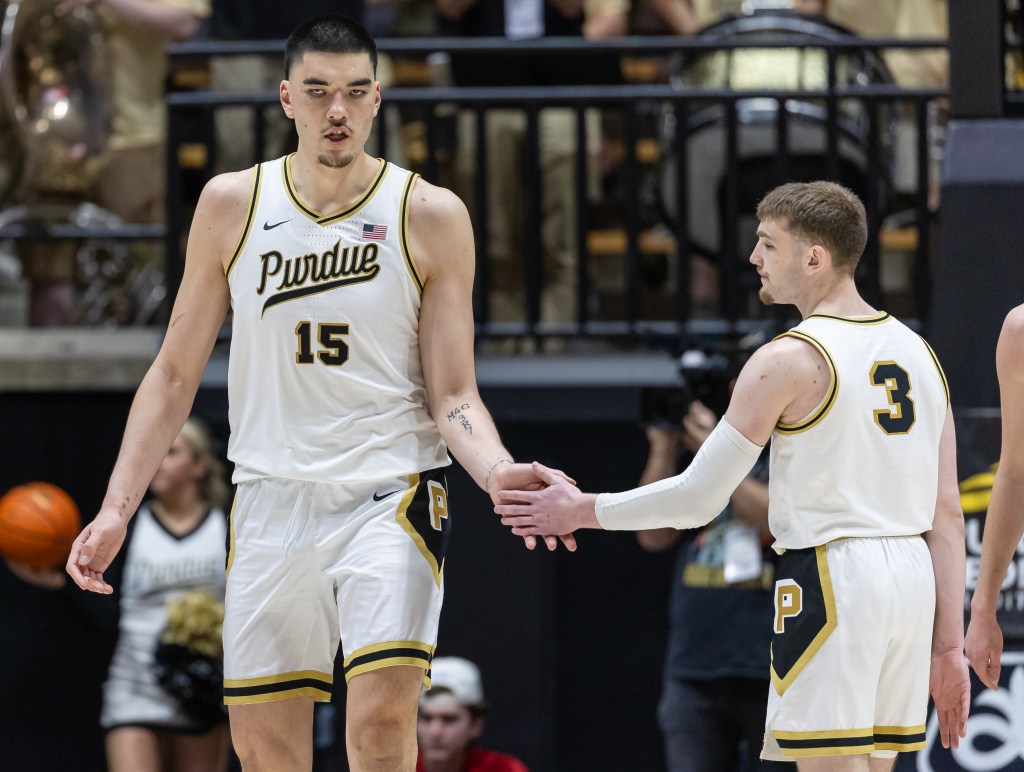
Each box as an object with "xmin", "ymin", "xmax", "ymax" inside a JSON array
[{"xmin": 427, "ymin": 657, "xmax": 485, "ymax": 706}]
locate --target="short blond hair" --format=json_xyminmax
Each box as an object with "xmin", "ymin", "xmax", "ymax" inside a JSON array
[{"xmin": 756, "ymin": 181, "xmax": 867, "ymax": 275}]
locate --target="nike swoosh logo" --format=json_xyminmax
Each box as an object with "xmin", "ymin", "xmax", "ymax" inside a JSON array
[
  {"xmin": 372, "ymin": 489, "xmax": 403, "ymax": 502},
  {"xmin": 263, "ymin": 219, "xmax": 291, "ymax": 230}
]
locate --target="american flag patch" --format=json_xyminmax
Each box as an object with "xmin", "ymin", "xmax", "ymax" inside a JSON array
[{"xmin": 362, "ymin": 223, "xmax": 388, "ymax": 240}]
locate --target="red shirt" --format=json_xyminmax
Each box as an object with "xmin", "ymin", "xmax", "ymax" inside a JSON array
[{"xmin": 416, "ymin": 746, "xmax": 528, "ymax": 772}]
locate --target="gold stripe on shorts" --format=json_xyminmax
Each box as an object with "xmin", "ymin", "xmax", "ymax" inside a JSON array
[
  {"xmin": 223, "ymin": 669, "xmax": 333, "ymax": 705},
  {"xmin": 774, "ymin": 727, "xmax": 875, "ymax": 757},
  {"xmin": 343, "ymin": 640, "xmax": 434, "ymax": 683}
]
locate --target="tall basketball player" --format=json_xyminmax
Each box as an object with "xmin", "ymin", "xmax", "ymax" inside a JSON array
[
  {"xmin": 965, "ymin": 305, "xmax": 1024, "ymax": 690},
  {"xmin": 496, "ymin": 182, "xmax": 972, "ymax": 771},
  {"xmin": 66, "ymin": 15, "xmax": 573, "ymax": 772}
]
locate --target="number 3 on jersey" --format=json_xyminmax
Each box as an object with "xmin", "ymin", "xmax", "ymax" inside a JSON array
[
  {"xmin": 869, "ymin": 361, "xmax": 915, "ymax": 435},
  {"xmin": 295, "ymin": 321, "xmax": 349, "ymax": 366}
]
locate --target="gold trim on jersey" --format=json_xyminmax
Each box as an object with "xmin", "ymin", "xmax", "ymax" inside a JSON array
[
  {"xmin": 919, "ymin": 336, "xmax": 950, "ymax": 407},
  {"xmin": 225, "ymin": 495, "xmax": 237, "ymax": 578},
  {"xmin": 223, "ymin": 669, "xmax": 334, "ymax": 705},
  {"xmin": 773, "ymin": 727, "xmax": 878, "ymax": 757},
  {"xmin": 399, "ymin": 172, "xmax": 424, "ymax": 294},
  {"xmin": 873, "ymin": 724, "xmax": 927, "ymax": 752},
  {"xmin": 224, "ymin": 687, "xmax": 331, "ymax": 705},
  {"xmin": 774, "ymin": 331, "xmax": 839, "ymax": 434},
  {"xmin": 806, "ymin": 311, "xmax": 891, "ymax": 325},
  {"xmin": 282, "ymin": 154, "xmax": 389, "ymax": 225},
  {"xmin": 774, "ymin": 723, "xmax": 927, "ymax": 756},
  {"xmin": 225, "ymin": 163, "xmax": 263, "ymax": 278},
  {"xmin": 342, "ymin": 640, "xmax": 434, "ymax": 683},
  {"xmin": 775, "ymin": 728, "xmax": 874, "ymax": 741},
  {"xmin": 770, "ymin": 545, "xmax": 837, "ymax": 694},
  {"xmin": 395, "ymin": 472, "xmax": 443, "ymax": 587}
]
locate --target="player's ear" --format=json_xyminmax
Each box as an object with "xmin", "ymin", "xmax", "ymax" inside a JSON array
[
  {"xmin": 807, "ymin": 244, "xmax": 827, "ymax": 271},
  {"xmin": 372, "ymin": 81, "xmax": 381, "ymax": 117},
  {"xmin": 281, "ymin": 80, "xmax": 295, "ymax": 119}
]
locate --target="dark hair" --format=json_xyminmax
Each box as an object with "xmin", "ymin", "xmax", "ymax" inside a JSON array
[
  {"xmin": 756, "ymin": 181, "xmax": 867, "ymax": 275},
  {"xmin": 284, "ymin": 14, "xmax": 378, "ymax": 78}
]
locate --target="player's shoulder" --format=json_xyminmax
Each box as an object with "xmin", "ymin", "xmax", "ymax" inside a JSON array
[
  {"xmin": 1002, "ymin": 304, "xmax": 1024, "ymax": 336},
  {"xmin": 199, "ymin": 167, "xmax": 258, "ymax": 210},
  {"xmin": 409, "ymin": 177, "xmax": 468, "ymax": 222},
  {"xmin": 732, "ymin": 334, "xmax": 826, "ymax": 397},
  {"xmin": 997, "ymin": 304, "xmax": 1024, "ymax": 376},
  {"xmin": 756, "ymin": 333, "xmax": 827, "ymax": 372}
]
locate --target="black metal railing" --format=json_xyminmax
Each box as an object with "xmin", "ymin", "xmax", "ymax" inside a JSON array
[
  {"xmin": 164, "ymin": 34, "xmax": 948, "ymax": 343},
  {"xmin": 1, "ymin": 33, "xmax": 952, "ymax": 341}
]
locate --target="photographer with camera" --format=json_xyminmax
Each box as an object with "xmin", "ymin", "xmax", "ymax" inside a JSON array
[{"xmin": 638, "ymin": 354, "xmax": 786, "ymax": 772}]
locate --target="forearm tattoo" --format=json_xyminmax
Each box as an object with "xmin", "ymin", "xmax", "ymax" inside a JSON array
[{"xmin": 446, "ymin": 403, "xmax": 473, "ymax": 434}]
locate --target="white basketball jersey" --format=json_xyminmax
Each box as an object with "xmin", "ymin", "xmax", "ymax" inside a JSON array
[
  {"xmin": 768, "ymin": 312, "xmax": 949, "ymax": 550},
  {"xmin": 225, "ymin": 155, "xmax": 449, "ymax": 483}
]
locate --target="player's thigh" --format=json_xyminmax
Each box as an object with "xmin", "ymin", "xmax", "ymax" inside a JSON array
[
  {"xmin": 224, "ymin": 478, "xmax": 338, "ymax": 704},
  {"xmin": 228, "ymin": 698, "xmax": 314, "ymax": 765},
  {"xmin": 170, "ymin": 724, "xmax": 232, "ymax": 772},
  {"xmin": 326, "ymin": 470, "xmax": 448, "ymax": 686},
  {"xmin": 105, "ymin": 726, "xmax": 167, "ymax": 772}
]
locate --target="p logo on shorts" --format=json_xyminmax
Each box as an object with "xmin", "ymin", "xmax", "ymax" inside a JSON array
[
  {"xmin": 396, "ymin": 468, "xmax": 451, "ymax": 587},
  {"xmin": 769, "ymin": 545, "xmax": 838, "ymax": 694},
  {"xmin": 774, "ymin": 580, "xmax": 803, "ymax": 633},
  {"xmin": 428, "ymin": 480, "xmax": 448, "ymax": 531}
]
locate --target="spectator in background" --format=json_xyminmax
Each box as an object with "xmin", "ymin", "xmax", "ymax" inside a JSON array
[
  {"xmin": 17, "ymin": 0, "xmax": 210, "ymax": 325},
  {"xmin": 417, "ymin": 657, "xmax": 529, "ymax": 772},
  {"xmin": 7, "ymin": 418, "xmax": 231, "ymax": 772},
  {"xmin": 637, "ymin": 400, "xmax": 787, "ymax": 772},
  {"xmin": 437, "ymin": 0, "xmax": 627, "ymax": 348},
  {"xmin": 99, "ymin": 417, "xmax": 231, "ymax": 772}
]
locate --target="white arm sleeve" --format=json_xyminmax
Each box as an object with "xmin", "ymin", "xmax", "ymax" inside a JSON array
[{"xmin": 595, "ymin": 419, "xmax": 763, "ymax": 531}]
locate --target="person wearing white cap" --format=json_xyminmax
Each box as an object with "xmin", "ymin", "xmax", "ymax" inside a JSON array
[{"xmin": 417, "ymin": 657, "xmax": 528, "ymax": 772}]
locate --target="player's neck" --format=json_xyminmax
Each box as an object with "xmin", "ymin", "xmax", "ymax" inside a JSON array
[
  {"xmin": 798, "ymin": 276, "xmax": 876, "ymax": 320},
  {"xmin": 288, "ymin": 151, "xmax": 379, "ymax": 214}
]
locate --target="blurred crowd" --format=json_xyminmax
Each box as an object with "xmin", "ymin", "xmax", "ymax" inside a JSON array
[{"xmin": 0, "ymin": 0, "xmax": 960, "ymax": 331}]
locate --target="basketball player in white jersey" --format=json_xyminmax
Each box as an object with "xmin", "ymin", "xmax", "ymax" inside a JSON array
[
  {"xmin": 65, "ymin": 14, "xmax": 574, "ymax": 772},
  {"xmin": 966, "ymin": 305, "xmax": 1024, "ymax": 690},
  {"xmin": 496, "ymin": 182, "xmax": 972, "ymax": 770}
]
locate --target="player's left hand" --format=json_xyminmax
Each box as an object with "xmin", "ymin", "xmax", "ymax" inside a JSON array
[
  {"xmin": 929, "ymin": 647, "xmax": 970, "ymax": 749},
  {"xmin": 965, "ymin": 612, "xmax": 1003, "ymax": 690},
  {"xmin": 490, "ymin": 462, "xmax": 577, "ymax": 552}
]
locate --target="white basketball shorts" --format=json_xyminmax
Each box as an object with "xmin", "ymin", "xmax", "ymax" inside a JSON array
[
  {"xmin": 222, "ymin": 467, "xmax": 450, "ymax": 706},
  {"xmin": 762, "ymin": 535, "xmax": 934, "ymax": 760}
]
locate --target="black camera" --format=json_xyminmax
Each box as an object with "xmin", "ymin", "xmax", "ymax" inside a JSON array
[{"xmin": 641, "ymin": 335, "xmax": 764, "ymax": 428}]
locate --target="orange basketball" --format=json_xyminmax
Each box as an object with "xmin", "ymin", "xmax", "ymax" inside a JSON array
[{"xmin": 0, "ymin": 483, "xmax": 81, "ymax": 569}]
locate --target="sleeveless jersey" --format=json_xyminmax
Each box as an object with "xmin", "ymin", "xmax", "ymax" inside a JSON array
[
  {"xmin": 225, "ymin": 155, "xmax": 449, "ymax": 483},
  {"xmin": 768, "ymin": 312, "xmax": 949, "ymax": 550}
]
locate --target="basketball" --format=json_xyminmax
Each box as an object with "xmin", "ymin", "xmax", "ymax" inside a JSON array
[{"xmin": 0, "ymin": 483, "xmax": 81, "ymax": 570}]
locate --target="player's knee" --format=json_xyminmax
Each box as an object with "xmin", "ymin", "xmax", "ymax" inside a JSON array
[
  {"xmin": 231, "ymin": 717, "xmax": 306, "ymax": 771},
  {"xmin": 348, "ymin": 703, "xmax": 415, "ymax": 759}
]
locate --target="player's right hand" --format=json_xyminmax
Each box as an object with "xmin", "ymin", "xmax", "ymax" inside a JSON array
[
  {"xmin": 66, "ymin": 508, "xmax": 127, "ymax": 594},
  {"xmin": 965, "ymin": 612, "xmax": 1003, "ymax": 690}
]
